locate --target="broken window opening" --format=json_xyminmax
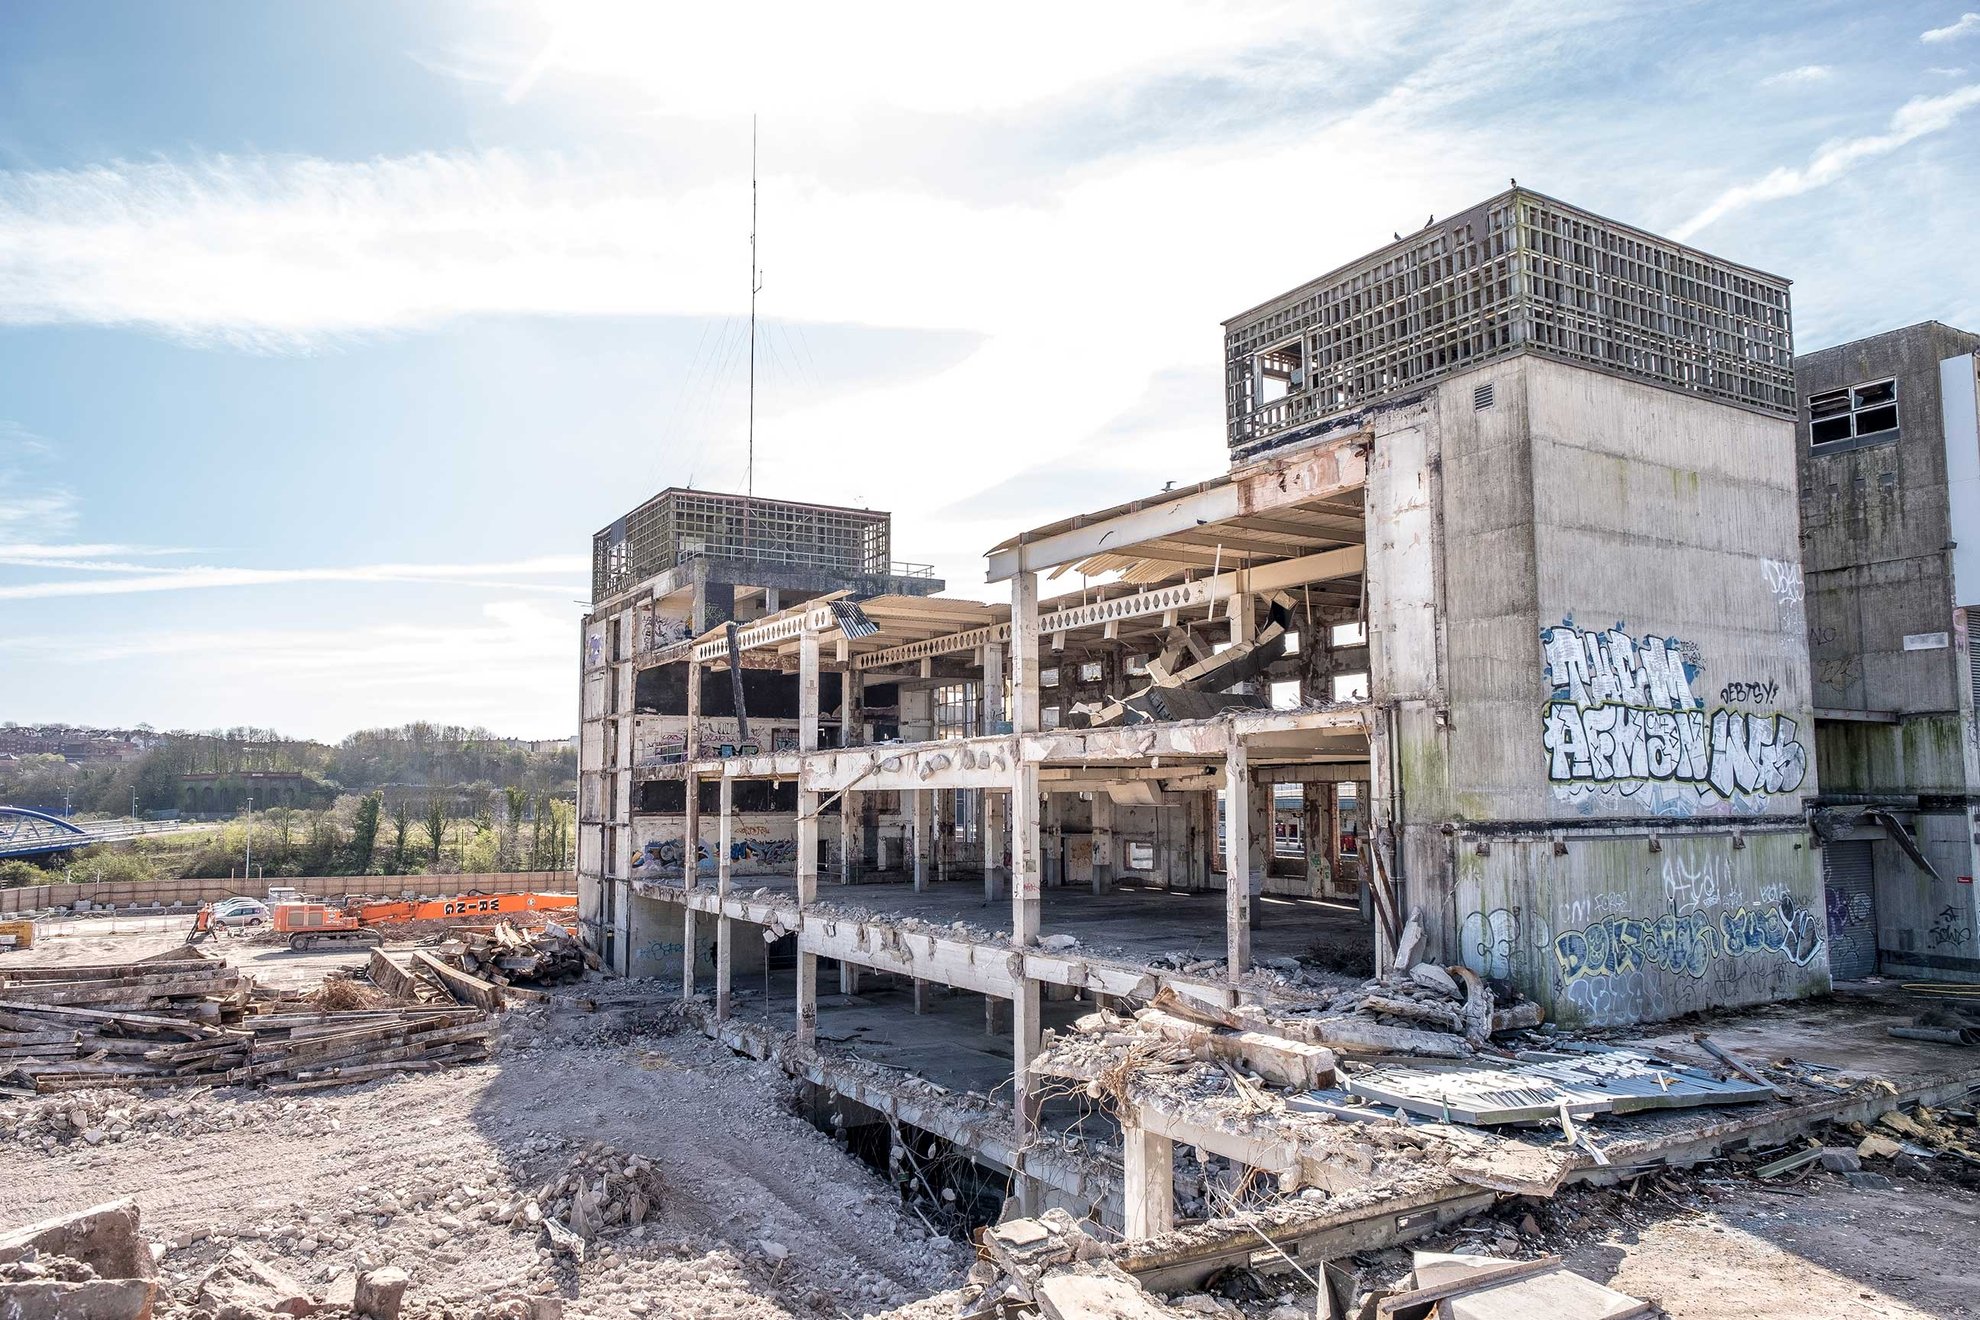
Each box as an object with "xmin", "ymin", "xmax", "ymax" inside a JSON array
[
  {"xmin": 1332, "ymin": 672, "xmax": 1369, "ymax": 702},
  {"xmin": 1254, "ymin": 339, "xmax": 1305, "ymax": 405},
  {"xmin": 1330, "ymin": 621, "xmax": 1367, "ymax": 647},
  {"xmin": 1810, "ymin": 378, "xmax": 1899, "ymax": 447}
]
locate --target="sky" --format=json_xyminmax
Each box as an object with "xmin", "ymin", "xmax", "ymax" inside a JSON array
[{"xmin": 4, "ymin": 0, "xmax": 1979, "ymax": 742}]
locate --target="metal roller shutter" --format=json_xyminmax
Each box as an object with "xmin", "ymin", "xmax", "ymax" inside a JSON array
[{"xmin": 1824, "ymin": 840, "xmax": 1878, "ymax": 980}]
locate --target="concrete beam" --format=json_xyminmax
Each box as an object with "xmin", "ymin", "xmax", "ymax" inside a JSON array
[{"xmin": 984, "ymin": 440, "xmax": 1368, "ymax": 582}]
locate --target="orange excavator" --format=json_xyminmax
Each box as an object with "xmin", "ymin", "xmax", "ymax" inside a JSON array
[{"xmin": 273, "ymin": 891, "xmax": 577, "ymax": 951}]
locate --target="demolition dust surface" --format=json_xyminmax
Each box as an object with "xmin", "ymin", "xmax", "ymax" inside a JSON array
[{"xmin": 0, "ymin": 1015, "xmax": 970, "ymax": 1319}]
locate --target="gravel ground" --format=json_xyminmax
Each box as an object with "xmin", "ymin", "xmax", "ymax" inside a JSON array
[{"xmin": 0, "ymin": 1005, "xmax": 969, "ymax": 1319}]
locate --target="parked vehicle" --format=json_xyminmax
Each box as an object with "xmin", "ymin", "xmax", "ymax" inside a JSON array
[{"xmin": 211, "ymin": 897, "xmax": 270, "ymax": 928}]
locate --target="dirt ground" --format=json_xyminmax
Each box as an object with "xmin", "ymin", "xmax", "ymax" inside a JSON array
[{"xmin": 0, "ymin": 918, "xmax": 969, "ymax": 1320}]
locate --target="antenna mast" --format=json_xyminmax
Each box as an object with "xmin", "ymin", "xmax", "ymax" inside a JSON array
[{"xmin": 747, "ymin": 115, "xmax": 761, "ymax": 502}]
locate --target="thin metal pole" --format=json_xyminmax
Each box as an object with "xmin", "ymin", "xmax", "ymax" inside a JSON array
[{"xmin": 745, "ymin": 114, "xmax": 761, "ymax": 558}]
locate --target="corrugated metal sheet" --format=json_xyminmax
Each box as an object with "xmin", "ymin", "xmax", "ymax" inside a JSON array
[{"xmin": 1322, "ymin": 1044, "xmax": 1774, "ymax": 1125}]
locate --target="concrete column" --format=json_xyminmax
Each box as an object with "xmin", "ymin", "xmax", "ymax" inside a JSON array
[
  {"xmin": 1090, "ymin": 789, "xmax": 1115, "ymax": 894},
  {"xmin": 1042, "ymin": 793, "xmax": 1063, "ymax": 888},
  {"xmin": 983, "ymin": 644, "xmax": 1005, "ymax": 731},
  {"xmin": 682, "ymin": 770, "xmax": 698, "ymax": 1001},
  {"xmin": 844, "ymin": 662, "xmax": 864, "ymax": 746},
  {"xmin": 912, "ymin": 978, "xmax": 932, "ymax": 1014},
  {"xmin": 681, "ymin": 659, "xmax": 701, "ymax": 1001},
  {"xmin": 1303, "ymin": 781, "xmax": 1328, "ymax": 897},
  {"xmin": 1122, "ymin": 1120, "xmax": 1176, "ymax": 1241},
  {"xmin": 1225, "ymin": 740, "xmax": 1251, "ymax": 980},
  {"xmin": 1010, "ymin": 755, "xmax": 1044, "ymax": 1214},
  {"xmin": 1010, "ymin": 572, "xmax": 1041, "ymax": 736},
  {"xmin": 984, "ymin": 994, "xmax": 1008, "ymax": 1034},
  {"xmin": 936, "ymin": 789, "xmax": 952, "ymax": 883},
  {"xmin": 1191, "ymin": 790, "xmax": 1213, "ymax": 892},
  {"xmin": 716, "ymin": 773, "xmax": 734, "ymax": 1021},
  {"xmin": 912, "ymin": 788, "xmax": 931, "ymax": 892},
  {"xmin": 839, "ymin": 792, "xmax": 855, "ymax": 885},
  {"xmin": 1248, "ymin": 768, "xmax": 1271, "ymax": 931},
  {"xmin": 839, "ymin": 962, "xmax": 860, "ymax": 995},
  {"xmin": 983, "ymin": 790, "xmax": 1004, "ymax": 901},
  {"xmin": 1013, "ymin": 766, "xmax": 1042, "ymax": 946},
  {"xmin": 797, "ymin": 627, "xmax": 820, "ymax": 1048}
]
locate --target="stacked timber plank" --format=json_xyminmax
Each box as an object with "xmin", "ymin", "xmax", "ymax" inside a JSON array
[
  {"xmin": 457, "ymin": 918, "xmax": 587, "ymax": 988},
  {"xmin": 0, "ymin": 951, "xmax": 491, "ymax": 1095}
]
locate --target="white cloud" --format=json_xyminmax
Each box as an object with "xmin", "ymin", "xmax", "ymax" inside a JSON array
[
  {"xmin": 1762, "ymin": 64, "xmax": 1832, "ymax": 86},
  {"xmin": 1675, "ymin": 84, "xmax": 1980, "ymax": 238},
  {"xmin": 1923, "ymin": 12, "xmax": 1980, "ymax": 41},
  {"xmin": 0, "ymin": 554, "xmax": 587, "ymax": 600},
  {"xmin": 0, "ymin": 422, "xmax": 75, "ymax": 540},
  {"xmin": 480, "ymin": 0, "xmax": 1363, "ymax": 117},
  {"xmin": 1, "ymin": 599, "xmax": 578, "ymax": 739}
]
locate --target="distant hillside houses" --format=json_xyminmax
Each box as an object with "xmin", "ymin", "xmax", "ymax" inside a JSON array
[{"xmin": 0, "ymin": 724, "xmax": 160, "ymax": 764}]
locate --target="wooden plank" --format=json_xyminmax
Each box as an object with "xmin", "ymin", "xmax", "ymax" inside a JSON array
[
  {"xmin": 366, "ymin": 950, "xmax": 420, "ymax": 1001},
  {"xmin": 410, "ymin": 951, "xmax": 504, "ymax": 1012},
  {"xmin": 0, "ymin": 1000, "xmax": 220, "ymax": 1037},
  {"xmin": 1377, "ymin": 1257, "xmax": 1562, "ymax": 1315}
]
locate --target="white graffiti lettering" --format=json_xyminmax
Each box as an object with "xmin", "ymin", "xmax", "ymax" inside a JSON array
[{"xmin": 1541, "ymin": 620, "xmax": 1808, "ymax": 807}]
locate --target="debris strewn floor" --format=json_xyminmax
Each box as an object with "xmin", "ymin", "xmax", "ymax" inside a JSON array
[{"xmin": 0, "ymin": 992, "xmax": 969, "ymax": 1319}]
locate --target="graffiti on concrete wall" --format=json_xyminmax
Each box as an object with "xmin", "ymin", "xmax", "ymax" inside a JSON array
[
  {"xmin": 1928, "ymin": 904, "xmax": 1974, "ymax": 950},
  {"xmin": 630, "ymin": 823, "xmax": 799, "ymax": 877},
  {"xmin": 635, "ymin": 720, "xmax": 797, "ymax": 766},
  {"xmin": 1458, "ymin": 908, "xmax": 1520, "ymax": 981},
  {"xmin": 1540, "ymin": 618, "xmax": 1808, "ymax": 814},
  {"xmin": 640, "ymin": 613, "xmax": 693, "ymax": 653},
  {"xmin": 1554, "ymin": 895, "xmax": 1824, "ymax": 988},
  {"xmin": 1761, "ymin": 557, "xmax": 1805, "ymax": 642}
]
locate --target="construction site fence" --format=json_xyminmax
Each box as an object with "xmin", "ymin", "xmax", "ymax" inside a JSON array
[{"xmin": 0, "ymin": 870, "xmax": 575, "ymax": 917}]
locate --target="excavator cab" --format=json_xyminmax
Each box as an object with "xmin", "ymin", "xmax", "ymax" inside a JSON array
[{"xmin": 184, "ymin": 904, "xmax": 216, "ymax": 945}]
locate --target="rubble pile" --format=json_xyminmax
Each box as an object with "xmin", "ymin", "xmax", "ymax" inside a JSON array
[
  {"xmin": 1, "ymin": 1086, "xmax": 351, "ymax": 1149},
  {"xmin": 456, "ymin": 921, "xmax": 587, "ymax": 989},
  {"xmin": 526, "ymin": 1142, "xmax": 665, "ymax": 1243},
  {"xmin": 0, "ymin": 950, "xmax": 492, "ymax": 1095}
]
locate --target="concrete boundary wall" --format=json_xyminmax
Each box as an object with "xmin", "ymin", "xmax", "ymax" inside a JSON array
[{"xmin": 0, "ymin": 870, "xmax": 575, "ymax": 916}]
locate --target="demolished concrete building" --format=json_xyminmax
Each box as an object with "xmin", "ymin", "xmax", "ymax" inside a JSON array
[
  {"xmin": 1795, "ymin": 320, "xmax": 1980, "ymax": 983},
  {"xmin": 576, "ymin": 188, "xmax": 1848, "ymax": 1233}
]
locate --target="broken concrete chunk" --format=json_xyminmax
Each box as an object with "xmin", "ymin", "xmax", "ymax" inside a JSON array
[
  {"xmin": 1857, "ymin": 1133, "xmax": 1902, "ymax": 1160},
  {"xmin": 0, "ymin": 1200, "xmax": 154, "ymax": 1285},
  {"xmin": 1819, "ymin": 1147, "xmax": 1862, "ymax": 1173},
  {"xmin": 353, "ymin": 1266, "xmax": 410, "ymax": 1320},
  {"xmin": 0, "ymin": 1276, "xmax": 157, "ymax": 1320},
  {"xmin": 1408, "ymin": 964, "xmax": 1460, "ymax": 998}
]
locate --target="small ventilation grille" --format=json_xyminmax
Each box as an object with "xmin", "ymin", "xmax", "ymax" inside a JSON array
[{"xmin": 1473, "ymin": 383, "xmax": 1496, "ymax": 411}]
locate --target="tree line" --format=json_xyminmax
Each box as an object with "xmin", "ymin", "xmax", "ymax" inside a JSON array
[{"xmin": 0, "ymin": 723, "xmax": 575, "ymax": 818}]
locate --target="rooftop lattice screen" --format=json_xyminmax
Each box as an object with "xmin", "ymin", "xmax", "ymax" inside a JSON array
[
  {"xmin": 1224, "ymin": 190, "xmax": 1795, "ymax": 459},
  {"xmin": 592, "ymin": 489, "xmax": 892, "ymax": 602}
]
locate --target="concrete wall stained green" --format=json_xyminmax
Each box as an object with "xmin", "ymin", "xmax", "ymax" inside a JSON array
[
  {"xmin": 1451, "ymin": 831, "xmax": 1828, "ymax": 1027},
  {"xmin": 1815, "ymin": 714, "xmax": 1971, "ymax": 796}
]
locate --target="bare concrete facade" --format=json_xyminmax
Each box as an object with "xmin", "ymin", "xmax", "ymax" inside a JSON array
[
  {"xmin": 1227, "ymin": 191, "xmax": 1825, "ymax": 1027},
  {"xmin": 1796, "ymin": 321, "xmax": 1980, "ymax": 983}
]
